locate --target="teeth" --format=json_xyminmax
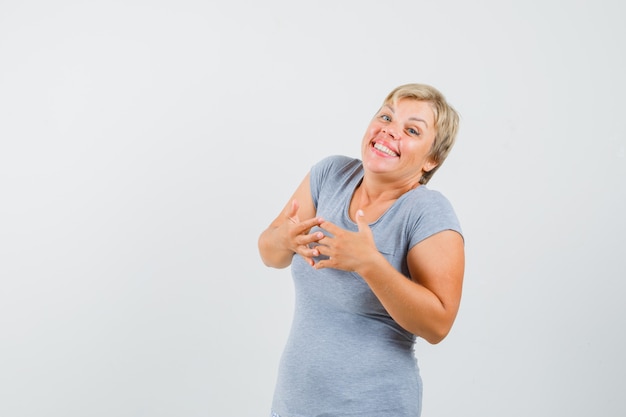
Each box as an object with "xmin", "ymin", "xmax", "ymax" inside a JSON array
[{"xmin": 374, "ymin": 143, "xmax": 398, "ymax": 156}]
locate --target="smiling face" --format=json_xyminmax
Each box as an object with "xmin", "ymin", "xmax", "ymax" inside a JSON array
[{"xmin": 361, "ymin": 98, "xmax": 438, "ymax": 186}]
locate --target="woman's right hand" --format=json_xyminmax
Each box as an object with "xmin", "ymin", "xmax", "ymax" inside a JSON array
[
  {"xmin": 258, "ymin": 173, "xmax": 321, "ymax": 268},
  {"xmin": 281, "ymin": 199, "xmax": 324, "ymax": 267}
]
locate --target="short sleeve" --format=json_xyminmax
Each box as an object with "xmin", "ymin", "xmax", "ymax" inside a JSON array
[
  {"xmin": 406, "ymin": 189, "xmax": 463, "ymax": 250},
  {"xmin": 309, "ymin": 155, "xmax": 357, "ymax": 209}
]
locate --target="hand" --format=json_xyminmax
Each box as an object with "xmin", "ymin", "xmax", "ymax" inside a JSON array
[
  {"xmin": 283, "ymin": 199, "xmax": 324, "ymax": 267},
  {"xmin": 314, "ymin": 210, "xmax": 380, "ymax": 272}
]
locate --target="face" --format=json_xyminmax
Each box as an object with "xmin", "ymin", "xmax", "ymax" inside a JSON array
[{"xmin": 361, "ymin": 98, "xmax": 438, "ymax": 184}]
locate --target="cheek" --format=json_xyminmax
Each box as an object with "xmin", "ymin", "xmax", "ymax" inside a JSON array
[{"xmin": 402, "ymin": 143, "xmax": 428, "ymax": 162}]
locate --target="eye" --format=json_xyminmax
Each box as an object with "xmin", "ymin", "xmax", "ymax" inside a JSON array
[
  {"xmin": 407, "ymin": 127, "xmax": 420, "ymax": 136},
  {"xmin": 380, "ymin": 114, "xmax": 391, "ymax": 122}
]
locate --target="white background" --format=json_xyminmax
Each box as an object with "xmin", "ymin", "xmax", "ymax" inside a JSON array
[{"xmin": 1, "ymin": 1, "xmax": 625, "ymax": 416}]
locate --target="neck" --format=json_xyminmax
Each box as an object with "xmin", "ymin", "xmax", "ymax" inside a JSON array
[{"xmin": 357, "ymin": 174, "xmax": 421, "ymax": 205}]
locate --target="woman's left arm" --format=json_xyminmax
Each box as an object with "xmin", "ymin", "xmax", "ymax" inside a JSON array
[
  {"xmin": 315, "ymin": 212, "xmax": 464, "ymax": 344},
  {"xmin": 400, "ymin": 229, "xmax": 465, "ymax": 343}
]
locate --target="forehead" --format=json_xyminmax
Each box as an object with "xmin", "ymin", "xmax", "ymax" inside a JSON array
[{"xmin": 383, "ymin": 98, "xmax": 435, "ymax": 125}]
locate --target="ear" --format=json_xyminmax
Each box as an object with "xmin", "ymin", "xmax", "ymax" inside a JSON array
[{"xmin": 423, "ymin": 158, "xmax": 438, "ymax": 173}]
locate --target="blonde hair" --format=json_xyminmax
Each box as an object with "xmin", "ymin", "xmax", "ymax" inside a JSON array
[{"xmin": 383, "ymin": 83, "xmax": 460, "ymax": 184}]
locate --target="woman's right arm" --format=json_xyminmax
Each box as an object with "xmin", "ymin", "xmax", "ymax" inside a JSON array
[{"xmin": 258, "ymin": 173, "xmax": 324, "ymax": 269}]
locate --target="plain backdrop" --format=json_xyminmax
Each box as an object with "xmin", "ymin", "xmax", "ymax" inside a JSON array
[{"xmin": 1, "ymin": 1, "xmax": 625, "ymax": 416}]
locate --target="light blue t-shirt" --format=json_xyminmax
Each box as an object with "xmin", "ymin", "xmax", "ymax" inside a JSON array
[{"xmin": 271, "ymin": 155, "xmax": 462, "ymax": 417}]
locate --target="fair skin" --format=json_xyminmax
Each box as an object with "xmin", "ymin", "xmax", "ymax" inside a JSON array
[{"xmin": 258, "ymin": 98, "xmax": 464, "ymax": 344}]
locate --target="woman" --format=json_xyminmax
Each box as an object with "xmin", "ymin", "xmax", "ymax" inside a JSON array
[{"xmin": 258, "ymin": 83, "xmax": 464, "ymax": 417}]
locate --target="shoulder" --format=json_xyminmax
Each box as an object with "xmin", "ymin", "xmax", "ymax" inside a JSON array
[
  {"xmin": 309, "ymin": 155, "xmax": 362, "ymax": 208},
  {"xmin": 402, "ymin": 186, "xmax": 463, "ymax": 242},
  {"xmin": 409, "ymin": 187, "xmax": 456, "ymax": 213}
]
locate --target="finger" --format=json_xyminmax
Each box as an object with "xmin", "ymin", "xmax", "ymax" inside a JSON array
[
  {"xmin": 313, "ymin": 243, "xmax": 327, "ymax": 258},
  {"xmin": 306, "ymin": 246, "xmax": 321, "ymax": 258},
  {"xmin": 355, "ymin": 209, "xmax": 369, "ymax": 233},
  {"xmin": 301, "ymin": 255, "xmax": 315, "ymax": 267},
  {"xmin": 314, "ymin": 258, "xmax": 330, "ymax": 270},
  {"xmin": 319, "ymin": 220, "xmax": 341, "ymax": 235},
  {"xmin": 307, "ymin": 230, "xmax": 325, "ymax": 244},
  {"xmin": 294, "ymin": 230, "xmax": 324, "ymax": 247},
  {"xmin": 302, "ymin": 216, "xmax": 324, "ymax": 229},
  {"xmin": 295, "ymin": 245, "xmax": 320, "ymax": 261},
  {"xmin": 293, "ymin": 217, "xmax": 324, "ymax": 235},
  {"xmin": 286, "ymin": 199, "xmax": 299, "ymax": 223}
]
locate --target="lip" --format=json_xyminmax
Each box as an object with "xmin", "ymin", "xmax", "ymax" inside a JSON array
[{"xmin": 371, "ymin": 139, "xmax": 399, "ymax": 157}]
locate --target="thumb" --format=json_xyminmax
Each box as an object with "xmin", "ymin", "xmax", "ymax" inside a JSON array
[
  {"xmin": 355, "ymin": 209, "xmax": 369, "ymax": 232},
  {"xmin": 286, "ymin": 199, "xmax": 300, "ymax": 222}
]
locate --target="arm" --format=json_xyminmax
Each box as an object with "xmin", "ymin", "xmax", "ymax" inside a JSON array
[
  {"xmin": 258, "ymin": 173, "xmax": 324, "ymax": 268},
  {"xmin": 314, "ymin": 211, "xmax": 465, "ymax": 344}
]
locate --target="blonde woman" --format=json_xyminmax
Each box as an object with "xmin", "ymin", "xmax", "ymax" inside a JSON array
[{"xmin": 259, "ymin": 83, "xmax": 465, "ymax": 417}]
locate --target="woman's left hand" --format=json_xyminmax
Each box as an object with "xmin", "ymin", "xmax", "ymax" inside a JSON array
[
  {"xmin": 313, "ymin": 210, "xmax": 382, "ymax": 273},
  {"xmin": 315, "ymin": 209, "xmax": 465, "ymax": 344}
]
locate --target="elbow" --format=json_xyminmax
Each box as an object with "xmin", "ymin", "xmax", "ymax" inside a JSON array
[
  {"xmin": 423, "ymin": 328, "xmax": 449, "ymax": 345},
  {"xmin": 258, "ymin": 236, "xmax": 292, "ymax": 269},
  {"xmin": 260, "ymin": 255, "xmax": 291, "ymax": 269},
  {"xmin": 420, "ymin": 302, "xmax": 461, "ymax": 344},
  {"xmin": 258, "ymin": 227, "xmax": 298, "ymax": 269},
  {"xmin": 397, "ymin": 310, "xmax": 456, "ymax": 345},
  {"xmin": 258, "ymin": 249, "xmax": 289, "ymax": 269},
  {"xmin": 402, "ymin": 321, "xmax": 451, "ymax": 345},
  {"xmin": 258, "ymin": 235, "xmax": 276, "ymax": 268},
  {"xmin": 420, "ymin": 320, "xmax": 454, "ymax": 345}
]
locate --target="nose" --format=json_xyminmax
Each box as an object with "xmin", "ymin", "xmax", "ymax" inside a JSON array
[{"xmin": 382, "ymin": 126, "xmax": 398, "ymax": 140}]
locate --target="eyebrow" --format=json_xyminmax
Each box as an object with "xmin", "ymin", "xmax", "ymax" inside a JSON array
[
  {"xmin": 409, "ymin": 116, "xmax": 429, "ymax": 128},
  {"xmin": 382, "ymin": 104, "xmax": 429, "ymax": 128}
]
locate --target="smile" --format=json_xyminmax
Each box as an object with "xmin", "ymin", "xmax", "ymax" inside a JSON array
[{"xmin": 373, "ymin": 142, "xmax": 399, "ymax": 157}]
